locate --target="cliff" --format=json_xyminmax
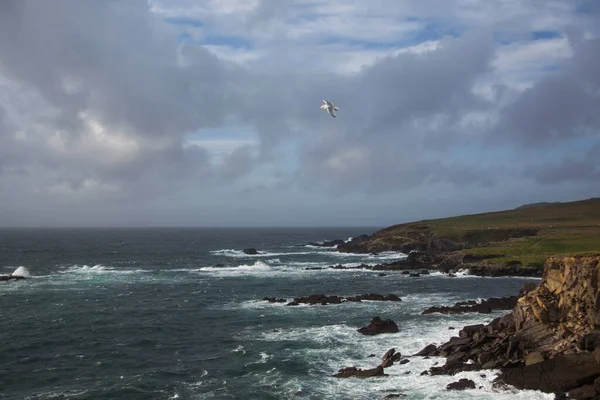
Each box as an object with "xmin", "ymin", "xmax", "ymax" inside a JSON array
[{"xmin": 419, "ymin": 256, "xmax": 600, "ymax": 397}]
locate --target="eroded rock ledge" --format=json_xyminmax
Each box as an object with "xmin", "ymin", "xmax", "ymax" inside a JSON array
[
  {"xmin": 417, "ymin": 256, "xmax": 600, "ymax": 397},
  {"xmin": 262, "ymin": 293, "xmax": 402, "ymax": 306}
]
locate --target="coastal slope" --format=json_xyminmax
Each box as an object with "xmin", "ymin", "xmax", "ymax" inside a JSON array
[{"xmin": 336, "ymin": 197, "xmax": 600, "ymax": 276}]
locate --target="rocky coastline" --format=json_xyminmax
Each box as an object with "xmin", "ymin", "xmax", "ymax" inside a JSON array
[
  {"xmin": 310, "ymin": 226, "xmax": 545, "ymax": 278},
  {"xmin": 409, "ymin": 256, "xmax": 600, "ymax": 398}
]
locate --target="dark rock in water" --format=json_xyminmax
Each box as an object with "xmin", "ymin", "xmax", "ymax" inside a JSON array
[
  {"xmin": 367, "ymin": 354, "xmax": 376, "ymax": 358},
  {"xmin": 0, "ymin": 275, "xmax": 26, "ymax": 282},
  {"xmin": 399, "ymin": 359, "xmax": 410, "ymax": 365},
  {"xmin": 420, "ymin": 269, "xmax": 430, "ymax": 275},
  {"xmin": 214, "ymin": 263, "xmax": 226, "ymax": 268},
  {"xmin": 402, "ymin": 271, "xmax": 410, "ymax": 275},
  {"xmin": 446, "ymin": 379, "xmax": 475, "ymax": 390},
  {"xmin": 380, "ymin": 348, "xmax": 402, "ymax": 368},
  {"xmin": 332, "ymin": 365, "xmax": 386, "ymax": 378},
  {"xmin": 262, "ymin": 297, "xmax": 286, "ymax": 303},
  {"xmin": 378, "ymin": 273, "xmax": 387, "ymax": 277},
  {"xmin": 414, "ymin": 344, "xmax": 438, "ymax": 357},
  {"xmin": 358, "ymin": 317, "xmax": 399, "ymax": 335},
  {"xmin": 283, "ymin": 293, "xmax": 402, "ymax": 305},
  {"xmin": 286, "ymin": 301, "xmax": 299, "ymax": 306},
  {"xmin": 383, "ymin": 394, "xmax": 407, "ymax": 399},
  {"xmin": 409, "ymin": 273, "xmax": 420, "ymax": 277},
  {"xmin": 304, "ymin": 267, "xmax": 324, "ymax": 270},
  {"xmin": 422, "ymin": 296, "xmax": 518, "ymax": 315},
  {"xmin": 243, "ymin": 248, "xmax": 259, "ymax": 255}
]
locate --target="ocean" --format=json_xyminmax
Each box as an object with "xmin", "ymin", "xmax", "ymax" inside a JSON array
[{"xmin": 0, "ymin": 228, "xmax": 553, "ymax": 400}]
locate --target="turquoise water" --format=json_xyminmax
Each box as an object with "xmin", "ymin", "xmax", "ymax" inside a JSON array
[{"xmin": 0, "ymin": 228, "xmax": 551, "ymax": 399}]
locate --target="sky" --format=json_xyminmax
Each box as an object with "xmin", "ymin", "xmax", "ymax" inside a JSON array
[{"xmin": 0, "ymin": 0, "xmax": 599, "ymax": 227}]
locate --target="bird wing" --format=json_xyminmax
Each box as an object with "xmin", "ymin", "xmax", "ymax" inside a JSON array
[{"xmin": 328, "ymin": 109, "xmax": 336, "ymax": 117}]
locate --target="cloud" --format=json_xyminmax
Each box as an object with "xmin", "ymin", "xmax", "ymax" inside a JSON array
[
  {"xmin": 493, "ymin": 32, "xmax": 600, "ymax": 147},
  {"xmin": 0, "ymin": 0, "xmax": 599, "ymax": 226}
]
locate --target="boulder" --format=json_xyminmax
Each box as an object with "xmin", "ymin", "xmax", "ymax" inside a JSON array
[
  {"xmin": 358, "ymin": 317, "xmax": 399, "ymax": 335},
  {"xmin": 243, "ymin": 248, "xmax": 259, "ymax": 255},
  {"xmin": 332, "ymin": 366, "xmax": 386, "ymax": 378},
  {"xmin": 446, "ymin": 379, "xmax": 475, "ymax": 390}
]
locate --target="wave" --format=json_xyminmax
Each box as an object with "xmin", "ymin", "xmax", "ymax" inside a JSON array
[
  {"xmin": 58, "ymin": 264, "xmax": 149, "ymax": 275},
  {"xmin": 248, "ymin": 316, "xmax": 552, "ymax": 400},
  {"xmin": 11, "ymin": 266, "xmax": 30, "ymax": 277},
  {"xmin": 210, "ymin": 249, "xmax": 318, "ymax": 258}
]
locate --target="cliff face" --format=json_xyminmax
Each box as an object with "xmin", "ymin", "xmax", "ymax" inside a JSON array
[
  {"xmin": 512, "ymin": 256, "xmax": 600, "ymax": 358},
  {"xmin": 421, "ymin": 256, "xmax": 600, "ymax": 395}
]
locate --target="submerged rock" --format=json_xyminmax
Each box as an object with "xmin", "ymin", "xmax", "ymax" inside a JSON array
[{"xmin": 243, "ymin": 248, "xmax": 259, "ymax": 255}]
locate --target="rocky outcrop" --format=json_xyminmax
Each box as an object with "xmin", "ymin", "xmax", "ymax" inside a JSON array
[
  {"xmin": 446, "ymin": 379, "xmax": 476, "ymax": 390},
  {"xmin": 281, "ymin": 293, "xmax": 401, "ymax": 306},
  {"xmin": 333, "ymin": 348, "xmax": 403, "ymax": 378},
  {"xmin": 422, "ymin": 296, "xmax": 521, "ymax": 315},
  {"xmin": 243, "ymin": 248, "xmax": 260, "ymax": 255},
  {"xmin": 0, "ymin": 274, "xmax": 26, "ymax": 282},
  {"xmin": 336, "ymin": 227, "xmax": 462, "ymax": 255},
  {"xmin": 416, "ymin": 256, "xmax": 600, "ymax": 396},
  {"xmin": 466, "ymin": 263, "xmax": 543, "ymax": 277},
  {"xmin": 357, "ymin": 317, "xmax": 399, "ymax": 335}
]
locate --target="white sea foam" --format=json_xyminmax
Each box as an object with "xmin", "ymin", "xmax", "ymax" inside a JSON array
[
  {"xmin": 58, "ymin": 264, "xmax": 149, "ymax": 276},
  {"xmin": 250, "ymin": 316, "xmax": 552, "ymax": 400},
  {"xmin": 244, "ymin": 352, "xmax": 273, "ymax": 367},
  {"xmin": 11, "ymin": 266, "xmax": 30, "ymax": 277}
]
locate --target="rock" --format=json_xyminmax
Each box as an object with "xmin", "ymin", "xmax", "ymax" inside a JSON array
[
  {"xmin": 358, "ymin": 317, "xmax": 399, "ymax": 335},
  {"xmin": 380, "ymin": 348, "xmax": 401, "ymax": 368},
  {"xmin": 262, "ymin": 297, "xmax": 286, "ymax": 303},
  {"xmin": 446, "ymin": 379, "xmax": 475, "ymax": 390},
  {"xmin": 422, "ymin": 296, "xmax": 518, "ymax": 315},
  {"xmin": 332, "ymin": 366, "xmax": 386, "ymax": 378},
  {"xmin": 525, "ymin": 351, "xmax": 545, "ymax": 366},
  {"xmin": 378, "ymin": 273, "xmax": 387, "ymax": 277},
  {"xmin": 578, "ymin": 333, "xmax": 600, "ymax": 352},
  {"xmin": 415, "ymin": 344, "xmax": 438, "ymax": 357},
  {"xmin": 0, "ymin": 274, "xmax": 26, "ymax": 281},
  {"xmin": 383, "ymin": 394, "xmax": 406, "ymax": 399},
  {"xmin": 399, "ymin": 359, "xmax": 410, "ymax": 365},
  {"xmin": 409, "ymin": 273, "xmax": 421, "ymax": 277},
  {"xmin": 284, "ymin": 293, "xmax": 402, "ymax": 305},
  {"xmin": 495, "ymin": 352, "xmax": 600, "ymax": 393},
  {"xmin": 420, "ymin": 269, "xmax": 430, "ymax": 275},
  {"xmin": 286, "ymin": 301, "xmax": 299, "ymax": 306},
  {"xmin": 567, "ymin": 384, "xmax": 596, "ymax": 399},
  {"xmin": 243, "ymin": 248, "xmax": 259, "ymax": 255}
]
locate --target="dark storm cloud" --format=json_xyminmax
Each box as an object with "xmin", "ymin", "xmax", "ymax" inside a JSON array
[
  {"xmin": 493, "ymin": 32, "xmax": 600, "ymax": 146},
  {"xmin": 527, "ymin": 144, "xmax": 600, "ymax": 184}
]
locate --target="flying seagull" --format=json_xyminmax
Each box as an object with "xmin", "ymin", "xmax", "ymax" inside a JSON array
[{"xmin": 320, "ymin": 100, "xmax": 339, "ymax": 118}]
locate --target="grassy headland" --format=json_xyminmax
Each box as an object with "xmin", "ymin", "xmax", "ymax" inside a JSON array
[{"xmin": 358, "ymin": 197, "xmax": 600, "ymax": 268}]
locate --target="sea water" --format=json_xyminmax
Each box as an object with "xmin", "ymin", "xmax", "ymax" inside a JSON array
[{"xmin": 0, "ymin": 228, "xmax": 552, "ymax": 399}]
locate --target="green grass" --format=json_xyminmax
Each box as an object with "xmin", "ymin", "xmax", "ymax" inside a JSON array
[{"xmin": 376, "ymin": 198, "xmax": 600, "ymax": 265}]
